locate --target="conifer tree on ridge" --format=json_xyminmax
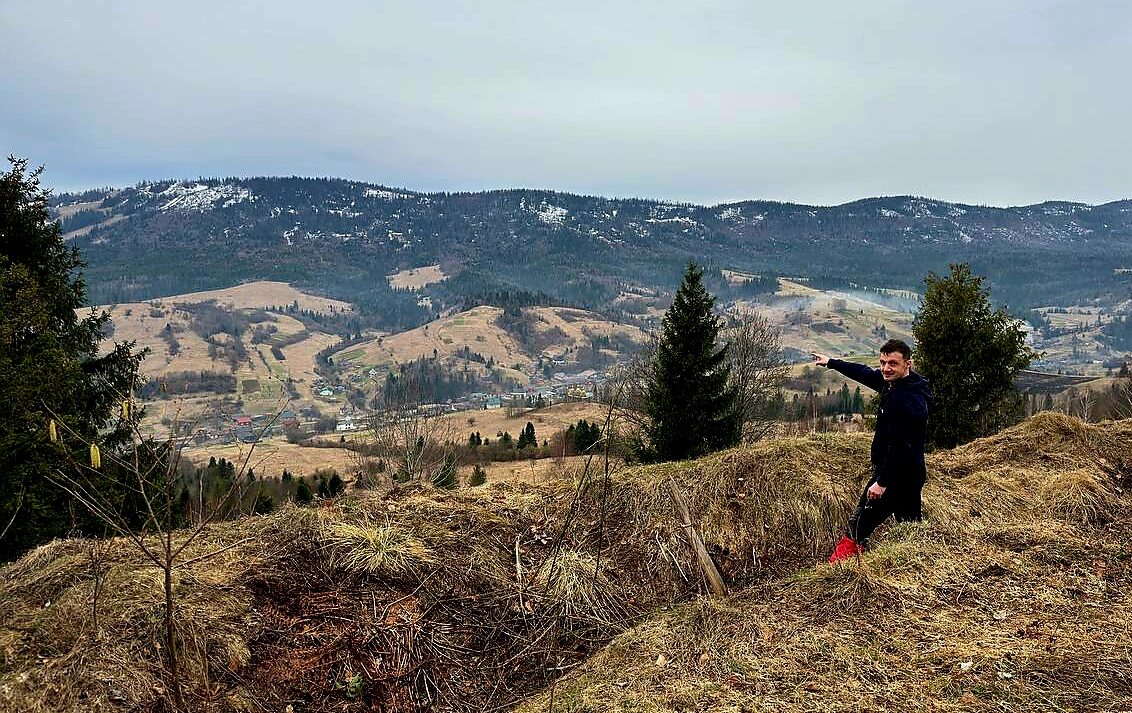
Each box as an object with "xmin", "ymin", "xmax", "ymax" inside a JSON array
[{"xmin": 643, "ymin": 263, "xmax": 740, "ymax": 461}]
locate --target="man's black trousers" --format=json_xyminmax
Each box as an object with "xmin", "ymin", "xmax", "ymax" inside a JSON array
[{"xmin": 847, "ymin": 472, "xmax": 925, "ymax": 544}]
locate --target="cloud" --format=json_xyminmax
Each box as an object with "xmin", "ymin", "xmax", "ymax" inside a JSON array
[{"xmin": 2, "ymin": 0, "xmax": 1131, "ymax": 205}]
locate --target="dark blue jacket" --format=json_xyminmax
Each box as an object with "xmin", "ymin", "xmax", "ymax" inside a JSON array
[{"xmin": 825, "ymin": 359, "xmax": 931, "ymax": 488}]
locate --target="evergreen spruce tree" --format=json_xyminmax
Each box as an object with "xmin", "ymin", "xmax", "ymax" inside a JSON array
[
  {"xmin": 469, "ymin": 463, "xmax": 487, "ymax": 487},
  {"xmin": 518, "ymin": 421, "xmax": 536, "ymax": 449},
  {"xmin": 643, "ymin": 263, "xmax": 740, "ymax": 461},
  {"xmin": 0, "ymin": 158, "xmax": 145, "ymax": 561},
  {"xmin": 295, "ymin": 479, "xmax": 314, "ymax": 504},
  {"xmin": 432, "ymin": 453, "xmax": 458, "ymax": 489},
  {"xmin": 913, "ymin": 263, "xmax": 1038, "ymax": 448},
  {"xmin": 252, "ymin": 490, "xmax": 275, "ymax": 515}
]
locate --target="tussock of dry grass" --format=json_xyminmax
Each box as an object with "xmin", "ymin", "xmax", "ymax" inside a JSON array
[
  {"xmin": 323, "ymin": 517, "xmax": 436, "ymax": 578},
  {"xmin": 1038, "ymin": 468, "xmax": 1122, "ymax": 525},
  {"xmin": 2, "ymin": 412, "xmax": 1130, "ymax": 712}
]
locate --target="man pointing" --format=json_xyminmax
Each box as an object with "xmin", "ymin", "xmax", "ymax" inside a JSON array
[{"xmin": 812, "ymin": 339, "xmax": 931, "ymax": 563}]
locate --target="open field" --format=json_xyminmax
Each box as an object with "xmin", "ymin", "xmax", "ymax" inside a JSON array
[
  {"xmin": 387, "ymin": 264, "xmax": 447, "ymax": 289},
  {"xmin": 143, "ymin": 280, "xmax": 352, "ymax": 314},
  {"xmin": 315, "ymin": 402, "xmax": 611, "ymax": 449},
  {"xmin": 747, "ymin": 279, "xmax": 915, "ymax": 359},
  {"xmin": 334, "ymin": 305, "xmax": 518, "ymax": 370},
  {"xmin": 330, "ymin": 305, "xmax": 647, "ymax": 383},
  {"xmin": 187, "ymin": 401, "xmax": 611, "ymax": 482},
  {"xmin": 184, "ymin": 439, "xmax": 357, "ymax": 479},
  {"xmin": 438, "ymin": 400, "xmax": 609, "ymax": 439},
  {"xmin": 100, "ymin": 302, "xmax": 220, "ymax": 377},
  {"xmin": 63, "ymin": 213, "xmax": 126, "ymax": 239},
  {"xmin": 460, "ymin": 454, "xmax": 600, "ymax": 485},
  {"xmin": 88, "ymin": 283, "xmax": 357, "ymax": 430}
]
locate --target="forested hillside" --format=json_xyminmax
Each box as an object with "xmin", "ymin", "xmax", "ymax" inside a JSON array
[{"xmin": 52, "ymin": 178, "xmax": 1132, "ymax": 331}]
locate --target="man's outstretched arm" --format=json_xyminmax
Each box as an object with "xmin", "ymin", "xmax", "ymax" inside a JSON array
[{"xmin": 811, "ymin": 353, "xmax": 885, "ymax": 393}]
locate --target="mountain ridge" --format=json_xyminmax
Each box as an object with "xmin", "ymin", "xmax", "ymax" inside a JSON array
[{"xmin": 50, "ymin": 176, "xmax": 1132, "ymax": 329}]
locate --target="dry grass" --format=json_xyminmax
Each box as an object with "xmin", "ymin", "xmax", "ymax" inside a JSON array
[
  {"xmin": 143, "ymin": 281, "xmax": 352, "ymax": 315},
  {"xmin": 330, "ymin": 304, "xmax": 647, "ymax": 384},
  {"xmin": 442, "ymin": 401, "xmax": 609, "ymax": 441},
  {"xmin": 323, "ymin": 517, "xmax": 438, "ymax": 578},
  {"xmin": 387, "ymin": 264, "xmax": 447, "ymax": 290},
  {"xmin": 518, "ymin": 412, "xmax": 1132, "ymax": 713},
  {"xmin": 746, "ymin": 278, "xmax": 916, "ymax": 358},
  {"xmin": 3, "ymin": 412, "xmax": 1130, "ymax": 712},
  {"xmin": 184, "ymin": 439, "xmax": 359, "ymax": 477}
]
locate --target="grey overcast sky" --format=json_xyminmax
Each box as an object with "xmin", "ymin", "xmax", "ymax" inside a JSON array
[{"xmin": 2, "ymin": 0, "xmax": 1130, "ymax": 206}]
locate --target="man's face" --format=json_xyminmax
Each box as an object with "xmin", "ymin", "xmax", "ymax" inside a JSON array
[{"xmin": 879, "ymin": 351, "xmax": 912, "ymax": 382}]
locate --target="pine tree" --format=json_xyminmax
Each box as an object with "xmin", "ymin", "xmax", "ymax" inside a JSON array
[
  {"xmin": 913, "ymin": 263, "xmax": 1038, "ymax": 448},
  {"xmin": 469, "ymin": 463, "xmax": 487, "ymax": 487},
  {"xmin": 252, "ymin": 490, "xmax": 275, "ymax": 515},
  {"xmin": 0, "ymin": 158, "xmax": 145, "ymax": 561},
  {"xmin": 432, "ymin": 453, "xmax": 458, "ymax": 489},
  {"xmin": 643, "ymin": 263, "xmax": 740, "ymax": 461},
  {"xmin": 295, "ymin": 479, "xmax": 314, "ymax": 504},
  {"xmin": 518, "ymin": 421, "xmax": 536, "ymax": 449}
]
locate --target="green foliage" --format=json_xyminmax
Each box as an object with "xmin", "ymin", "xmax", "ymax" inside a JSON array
[
  {"xmin": 0, "ymin": 158, "xmax": 145, "ymax": 561},
  {"xmin": 517, "ymin": 421, "xmax": 537, "ymax": 449},
  {"xmin": 295, "ymin": 478, "xmax": 314, "ymax": 504},
  {"xmin": 432, "ymin": 453, "xmax": 458, "ymax": 489},
  {"xmin": 469, "ymin": 463, "xmax": 487, "ymax": 487},
  {"xmin": 642, "ymin": 263, "xmax": 740, "ymax": 461},
  {"xmin": 913, "ymin": 263, "xmax": 1038, "ymax": 448},
  {"xmin": 311, "ymin": 469, "xmax": 346, "ymax": 498},
  {"xmin": 252, "ymin": 490, "xmax": 275, "ymax": 515},
  {"xmin": 567, "ymin": 419, "xmax": 601, "ymax": 455}
]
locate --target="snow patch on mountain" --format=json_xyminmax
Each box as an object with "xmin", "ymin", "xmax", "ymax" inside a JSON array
[
  {"xmin": 520, "ymin": 198, "xmax": 569, "ymax": 226},
  {"xmin": 157, "ymin": 182, "xmax": 255, "ymax": 213},
  {"xmin": 646, "ymin": 216, "xmax": 699, "ymax": 227},
  {"xmin": 364, "ymin": 188, "xmax": 413, "ymax": 201}
]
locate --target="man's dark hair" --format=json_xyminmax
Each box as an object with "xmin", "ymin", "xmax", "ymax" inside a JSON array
[{"xmin": 880, "ymin": 339, "xmax": 912, "ymax": 360}]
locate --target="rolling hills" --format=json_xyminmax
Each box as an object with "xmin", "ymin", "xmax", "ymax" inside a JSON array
[{"xmin": 52, "ymin": 178, "xmax": 1132, "ymax": 326}]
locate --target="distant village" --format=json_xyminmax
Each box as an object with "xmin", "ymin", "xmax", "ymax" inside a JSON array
[{"xmin": 183, "ymin": 367, "xmax": 611, "ymax": 448}]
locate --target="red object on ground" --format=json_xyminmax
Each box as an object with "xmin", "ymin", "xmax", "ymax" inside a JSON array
[{"xmin": 828, "ymin": 535, "xmax": 862, "ymax": 564}]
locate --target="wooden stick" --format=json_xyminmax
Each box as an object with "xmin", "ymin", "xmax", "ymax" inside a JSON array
[{"xmin": 666, "ymin": 477, "xmax": 727, "ymax": 597}]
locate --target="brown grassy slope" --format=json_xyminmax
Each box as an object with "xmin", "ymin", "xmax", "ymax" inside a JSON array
[
  {"xmin": 0, "ymin": 413, "xmax": 1128, "ymax": 713},
  {"xmin": 754, "ymin": 279, "xmax": 916, "ymax": 358},
  {"xmin": 330, "ymin": 305, "xmax": 648, "ymax": 384},
  {"xmin": 387, "ymin": 264, "xmax": 447, "ymax": 290},
  {"xmin": 519, "ymin": 414, "xmax": 1132, "ymax": 713}
]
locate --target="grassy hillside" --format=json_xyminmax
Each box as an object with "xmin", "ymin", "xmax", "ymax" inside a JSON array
[
  {"xmin": 1, "ymin": 413, "xmax": 1129, "ymax": 712},
  {"xmin": 329, "ymin": 304, "xmax": 649, "ymax": 387},
  {"xmin": 94, "ymin": 281, "xmax": 348, "ymax": 427}
]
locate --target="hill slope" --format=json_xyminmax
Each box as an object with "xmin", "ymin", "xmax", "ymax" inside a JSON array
[
  {"xmin": 1, "ymin": 413, "xmax": 1129, "ymax": 712},
  {"xmin": 51, "ymin": 178, "xmax": 1132, "ymax": 319}
]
